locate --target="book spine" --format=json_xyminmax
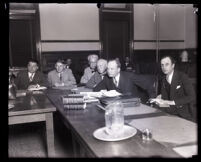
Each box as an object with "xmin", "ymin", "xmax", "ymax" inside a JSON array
[
  {"xmin": 63, "ymin": 103, "xmax": 86, "ymax": 110},
  {"xmin": 62, "ymin": 96, "xmax": 84, "ymax": 104}
]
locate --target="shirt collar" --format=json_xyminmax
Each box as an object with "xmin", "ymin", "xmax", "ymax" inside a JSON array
[
  {"xmin": 167, "ymin": 70, "xmax": 174, "ymax": 84},
  {"xmin": 114, "ymin": 73, "xmax": 120, "ymax": 83}
]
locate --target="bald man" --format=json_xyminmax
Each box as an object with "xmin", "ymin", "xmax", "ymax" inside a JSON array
[
  {"xmin": 80, "ymin": 54, "xmax": 99, "ymax": 84},
  {"xmin": 94, "ymin": 59, "xmax": 156, "ymax": 99},
  {"xmin": 86, "ymin": 59, "xmax": 107, "ymax": 88}
]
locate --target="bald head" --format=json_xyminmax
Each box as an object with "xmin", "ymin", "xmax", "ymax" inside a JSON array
[{"xmin": 97, "ymin": 59, "xmax": 107, "ymax": 74}]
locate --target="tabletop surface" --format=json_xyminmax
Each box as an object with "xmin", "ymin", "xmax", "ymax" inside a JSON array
[
  {"xmin": 8, "ymin": 90, "xmax": 56, "ymax": 116},
  {"xmin": 45, "ymin": 88, "xmax": 197, "ymax": 158}
]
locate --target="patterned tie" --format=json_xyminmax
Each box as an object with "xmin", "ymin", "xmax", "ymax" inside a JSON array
[
  {"xmin": 29, "ymin": 73, "xmax": 34, "ymax": 82},
  {"xmin": 59, "ymin": 73, "xmax": 62, "ymax": 81},
  {"xmin": 113, "ymin": 77, "xmax": 118, "ymax": 87}
]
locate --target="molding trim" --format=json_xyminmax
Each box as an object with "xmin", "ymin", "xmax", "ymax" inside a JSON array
[
  {"xmin": 134, "ymin": 40, "xmax": 185, "ymax": 42},
  {"xmin": 41, "ymin": 40, "xmax": 100, "ymax": 43}
]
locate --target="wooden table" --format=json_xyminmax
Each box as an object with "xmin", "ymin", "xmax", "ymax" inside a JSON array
[
  {"xmin": 8, "ymin": 90, "xmax": 56, "ymax": 157},
  {"xmin": 45, "ymin": 88, "xmax": 197, "ymax": 158}
]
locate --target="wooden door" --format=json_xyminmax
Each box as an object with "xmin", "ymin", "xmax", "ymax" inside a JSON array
[
  {"xmin": 9, "ymin": 3, "xmax": 41, "ymax": 67},
  {"xmin": 100, "ymin": 7, "xmax": 133, "ymax": 64}
]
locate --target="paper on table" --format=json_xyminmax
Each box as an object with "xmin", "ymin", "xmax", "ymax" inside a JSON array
[
  {"xmin": 124, "ymin": 104, "xmax": 158, "ymax": 116},
  {"xmin": 128, "ymin": 116, "xmax": 197, "ymax": 145},
  {"xmin": 101, "ymin": 90, "xmax": 122, "ymax": 97},
  {"xmin": 28, "ymin": 86, "xmax": 47, "ymax": 91},
  {"xmin": 80, "ymin": 91, "xmax": 103, "ymax": 98},
  {"xmin": 173, "ymin": 145, "xmax": 197, "ymax": 158}
]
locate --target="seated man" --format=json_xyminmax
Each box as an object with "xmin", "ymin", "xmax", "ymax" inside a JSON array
[
  {"xmin": 93, "ymin": 59, "xmax": 156, "ymax": 99},
  {"xmin": 14, "ymin": 59, "xmax": 47, "ymax": 90},
  {"xmin": 80, "ymin": 54, "xmax": 99, "ymax": 84},
  {"xmin": 150, "ymin": 56, "xmax": 196, "ymax": 121},
  {"xmin": 86, "ymin": 59, "xmax": 107, "ymax": 89},
  {"xmin": 48, "ymin": 59, "xmax": 76, "ymax": 88}
]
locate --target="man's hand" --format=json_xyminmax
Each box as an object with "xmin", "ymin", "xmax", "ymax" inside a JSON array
[
  {"xmin": 149, "ymin": 98, "xmax": 175, "ymax": 107},
  {"xmin": 28, "ymin": 84, "xmax": 40, "ymax": 90}
]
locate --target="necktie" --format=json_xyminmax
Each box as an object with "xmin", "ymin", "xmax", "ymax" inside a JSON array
[
  {"xmin": 113, "ymin": 78, "xmax": 118, "ymax": 87},
  {"xmin": 29, "ymin": 73, "xmax": 34, "ymax": 82},
  {"xmin": 59, "ymin": 73, "xmax": 62, "ymax": 81}
]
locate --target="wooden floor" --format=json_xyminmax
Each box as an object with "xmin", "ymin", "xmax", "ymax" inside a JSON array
[{"xmin": 8, "ymin": 113, "xmax": 74, "ymax": 158}]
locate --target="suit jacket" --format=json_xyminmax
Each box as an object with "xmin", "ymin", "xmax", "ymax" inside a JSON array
[
  {"xmin": 161, "ymin": 70, "xmax": 196, "ymax": 121},
  {"xmin": 93, "ymin": 71, "xmax": 156, "ymax": 98},
  {"xmin": 80, "ymin": 67, "xmax": 96, "ymax": 84},
  {"xmin": 85, "ymin": 72, "xmax": 104, "ymax": 89},
  {"xmin": 48, "ymin": 69, "xmax": 76, "ymax": 87},
  {"xmin": 14, "ymin": 70, "xmax": 47, "ymax": 90}
]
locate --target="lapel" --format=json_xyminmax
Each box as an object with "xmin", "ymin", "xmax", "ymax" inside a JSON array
[
  {"xmin": 117, "ymin": 72, "xmax": 123, "ymax": 89},
  {"xmin": 170, "ymin": 70, "xmax": 178, "ymax": 100}
]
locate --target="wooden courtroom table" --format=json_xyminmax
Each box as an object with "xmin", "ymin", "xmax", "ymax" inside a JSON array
[
  {"xmin": 45, "ymin": 88, "xmax": 197, "ymax": 158},
  {"xmin": 8, "ymin": 90, "xmax": 56, "ymax": 157}
]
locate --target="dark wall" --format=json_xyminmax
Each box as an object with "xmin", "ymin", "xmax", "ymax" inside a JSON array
[{"xmin": 41, "ymin": 50, "xmax": 100, "ymax": 84}]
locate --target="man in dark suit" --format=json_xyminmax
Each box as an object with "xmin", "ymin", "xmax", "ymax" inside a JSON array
[
  {"xmin": 14, "ymin": 59, "xmax": 47, "ymax": 90},
  {"xmin": 150, "ymin": 56, "xmax": 196, "ymax": 121},
  {"xmin": 93, "ymin": 59, "xmax": 156, "ymax": 99}
]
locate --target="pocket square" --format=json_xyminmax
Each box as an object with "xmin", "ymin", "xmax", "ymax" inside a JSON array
[{"xmin": 176, "ymin": 85, "xmax": 181, "ymax": 89}]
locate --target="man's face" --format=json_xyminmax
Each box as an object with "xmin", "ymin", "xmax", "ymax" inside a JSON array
[
  {"xmin": 97, "ymin": 61, "xmax": 107, "ymax": 74},
  {"xmin": 55, "ymin": 62, "xmax": 65, "ymax": 73},
  {"xmin": 161, "ymin": 57, "xmax": 175, "ymax": 75},
  {"xmin": 89, "ymin": 59, "xmax": 97, "ymax": 70},
  {"xmin": 107, "ymin": 61, "xmax": 120, "ymax": 78},
  {"xmin": 27, "ymin": 62, "xmax": 38, "ymax": 73},
  {"xmin": 66, "ymin": 59, "xmax": 72, "ymax": 65}
]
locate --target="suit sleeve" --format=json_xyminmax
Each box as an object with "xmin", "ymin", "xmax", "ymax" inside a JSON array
[
  {"xmin": 80, "ymin": 68, "xmax": 90, "ymax": 84},
  {"xmin": 64, "ymin": 69, "xmax": 77, "ymax": 86},
  {"xmin": 37, "ymin": 72, "xmax": 48, "ymax": 87},
  {"xmin": 174, "ymin": 73, "xmax": 195, "ymax": 105},
  {"xmin": 131, "ymin": 74, "xmax": 156, "ymax": 98},
  {"xmin": 93, "ymin": 77, "xmax": 107, "ymax": 92},
  {"xmin": 86, "ymin": 74, "xmax": 96, "ymax": 89}
]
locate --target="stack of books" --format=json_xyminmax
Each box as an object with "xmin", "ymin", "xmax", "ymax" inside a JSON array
[{"xmin": 62, "ymin": 95, "xmax": 86, "ymax": 110}]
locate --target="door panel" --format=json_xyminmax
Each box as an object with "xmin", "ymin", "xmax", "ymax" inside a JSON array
[
  {"xmin": 100, "ymin": 11, "xmax": 132, "ymax": 64},
  {"xmin": 10, "ymin": 19, "xmax": 36, "ymax": 67}
]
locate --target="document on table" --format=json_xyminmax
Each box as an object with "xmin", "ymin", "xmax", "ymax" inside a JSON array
[
  {"xmin": 128, "ymin": 116, "xmax": 197, "ymax": 145},
  {"xmin": 173, "ymin": 145, "xmax": 197, "ymax": 158},
  {"xmin": 28, "ymin": 86, "xmax": 47, "ymax": 91}
]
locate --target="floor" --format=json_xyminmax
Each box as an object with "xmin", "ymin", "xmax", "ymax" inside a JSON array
[{"xmin": 8, "ymin": 113, "xmax": 74, "ymax": 158}]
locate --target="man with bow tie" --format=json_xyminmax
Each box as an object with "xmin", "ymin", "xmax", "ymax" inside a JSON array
[
  {"xmin": 80, "ymin": 54, "xmax": 99, "ymax": 84},
  {"xmin": 150, "ymin": 56, "xmax": 196, "ymax": 122},
  {"xmin": 14, "ymin": 59, "xmax": 47, "ymax": 90},
  {"xmin": 93, "ymin": 59, "xmax": 156, "ymax": 99}
]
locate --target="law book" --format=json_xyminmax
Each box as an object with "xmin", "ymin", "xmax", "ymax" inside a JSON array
[
  {"xmin": 62, "ymin": 95, "xmax": 84, "ymax": 104},
  {"xmin": 63, "ymin": 103, "xmax": 86, "ymax": 110}
]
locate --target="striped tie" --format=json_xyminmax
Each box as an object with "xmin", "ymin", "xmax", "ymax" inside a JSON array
[
  {"xmin": 113, "ymin": 78, "xmax": 118, "ymax": 87},
  {"xmin": 29, "ymin": 73, "xmax": 34, "ymax": 82}
]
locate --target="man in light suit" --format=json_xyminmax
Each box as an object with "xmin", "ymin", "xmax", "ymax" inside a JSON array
[
  {"xmin": 150, "ymin": 56, "xmax": 196, "ymax": 121},
  {"xmin": 14, "ymin": 59, "xmax": 47, "ymax": 90},
  {"xmin": 48, "ymin": 59, "xmax": 76, "ymax": 88},
  {"xmin": 80, "ymin": 54, "xmax": 99, "ymax": 84},
  {"xmin": 93, "ymin": 59, "xmax": 156, "ymax": 99},
  {"xmin": 86, "ymin": 59, "xmax": 107, "ymax": 88}
]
